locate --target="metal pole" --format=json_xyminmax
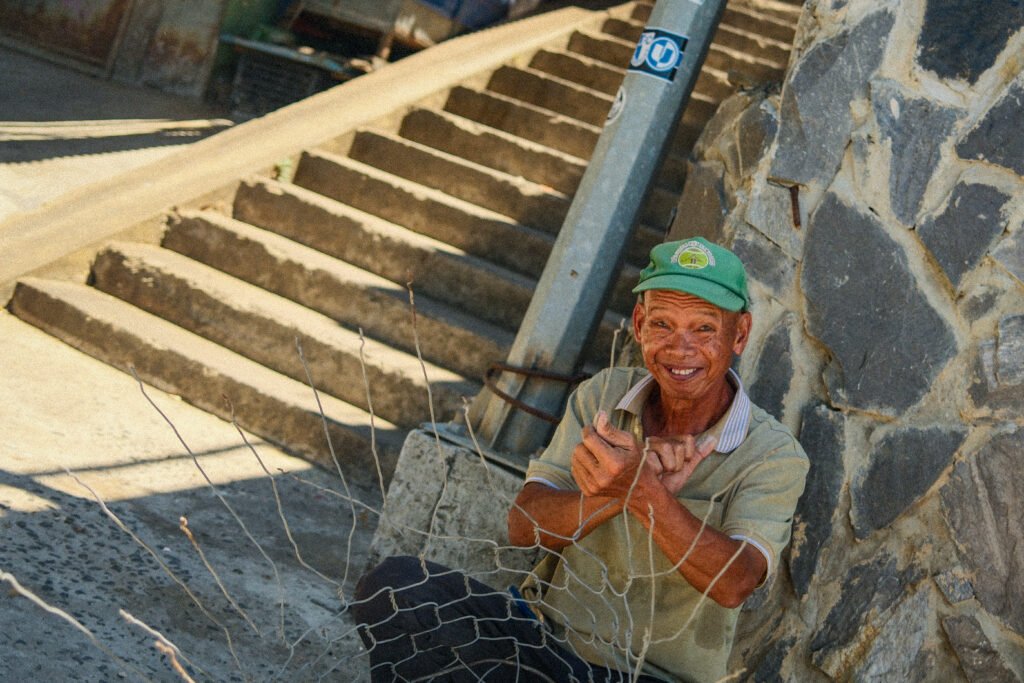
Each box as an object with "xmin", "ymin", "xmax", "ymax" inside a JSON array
[{"xmin": 470, "ymin": 0, "xmax": 727, "ymax": 457}]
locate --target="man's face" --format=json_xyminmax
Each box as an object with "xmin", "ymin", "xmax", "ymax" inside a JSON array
[{"xmin": 632, "ymin": 290, "xmax": 752, "ymax": 405}]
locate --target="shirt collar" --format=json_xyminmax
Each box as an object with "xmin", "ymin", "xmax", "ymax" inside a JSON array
[{"xmin": 614, "ymin": 369, "xmax": 751, "ymax": 453}]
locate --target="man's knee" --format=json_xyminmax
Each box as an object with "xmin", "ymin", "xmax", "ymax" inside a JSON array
[{"xmin": 355, "ymin": 556, "xmax": 425, "ymax": 601}]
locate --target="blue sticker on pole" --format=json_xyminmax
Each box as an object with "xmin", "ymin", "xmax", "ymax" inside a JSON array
[{"xmin": 629, "ymin": 28, "xmax": 689, "ymax": 82}]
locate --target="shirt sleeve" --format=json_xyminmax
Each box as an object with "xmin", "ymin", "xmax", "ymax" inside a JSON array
[
  {"xmin": 719, "ymin": 436, "xmax": 809, "ymax": 576},
  {"xmin": 523, "ymin": 382, "xmax": 589, "ymax": 491}
]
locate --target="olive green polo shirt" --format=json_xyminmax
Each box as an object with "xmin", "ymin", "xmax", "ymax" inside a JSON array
[{"xmin": 523, "ymin": 367, "xmax": 809, "ymax": 682}]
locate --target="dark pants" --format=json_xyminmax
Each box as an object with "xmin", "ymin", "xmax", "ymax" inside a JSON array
[{"xmin": 352, "ymin": 556, "xmax": 660, "ymax": 683}]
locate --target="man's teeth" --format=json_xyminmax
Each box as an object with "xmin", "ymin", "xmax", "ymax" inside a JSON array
[{"xmin": 670, "ymin": 368, "xmax": 697, "ymax": 376}]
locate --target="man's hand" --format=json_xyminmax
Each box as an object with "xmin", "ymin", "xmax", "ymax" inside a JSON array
[
  {"xmin": 571, "ymin": 411, "xmax": 649, "ymax": 498},
  {"xmin": 644, "ymin": 433, "xmax": 718, "ymax": 495}
]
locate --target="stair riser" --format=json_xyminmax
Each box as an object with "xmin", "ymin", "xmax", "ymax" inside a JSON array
[
  {"xmin": 227, "ymin": 183, "xmax": 535, "ymax": 332},
  {"xmin": 487, "ymin": 66, "xmax": 611, "ymax": 128},
  {"xmin": 631, "ymin": 2, "xmax": 799, "ymax": 44},
  {"xmin": 293, "ymin": 152, "xmax": 554, "ymax": 278},
  {"xmin": 444, "ymin": 87, "xmax": 600, "ymax": 160},
  {"xmin": 91, "ymin": 248, "xmax": 470, "ymax": 427},
  {"xmin": 9, "ymin": 280, "xmax": 396, "ymax": 485},
  {"xmin": 164, "ymin": 212, "xmax": 514, "ymax": 377},
  {"xmin": 398, "ymin": 109, "xmax": 586, "ymax": 196},
  {"xmin": 528, "ymin": 50, "xmax": 623, "ymax": 96},
  {"xmin": 568, "ymin": 31, "xmax": 782, "ymax": 85},
  {"xmin": 348, "ymin": 131, "xmax": 569, "ymax": 234},
  {"xmin": 603, "ymin": 18, "xmax": 790, "ymax": 66}
]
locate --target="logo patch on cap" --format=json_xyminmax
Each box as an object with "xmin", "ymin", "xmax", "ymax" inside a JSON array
[{"xmin": 673, "ymin": 240, "xmax": 716, "ymax": 270}]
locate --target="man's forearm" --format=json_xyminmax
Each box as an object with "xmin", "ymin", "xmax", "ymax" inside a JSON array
[
  {"xmin": 508, "ymin": 483, "xmax": 623, "ymax": 551},
  {"xmin": 624, "ymin": 482, "xmax": 765, "ymax": 608}
]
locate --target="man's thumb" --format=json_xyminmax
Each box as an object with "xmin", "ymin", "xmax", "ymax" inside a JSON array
[
  {"xmin": 695, "ymin": 434, "xmax": 718, "ymax": 458},
  {"xmin": 594, "ymin": 410, "xmax": 633, "ymax": 447}
]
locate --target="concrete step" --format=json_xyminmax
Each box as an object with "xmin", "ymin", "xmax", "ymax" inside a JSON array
[
  {"xmin": 9, "ymin": 277, "xmax": 402, "ymax": 485},
  {"xmin": 528, "ymin": 47, "xmax": 732, "ymax": 106},
  {"xmin": 293, "ymin": 149, "xmax": 555, "ymax": 279},
  {"xmin": 631, "ymin": 1, "xmax": 800, "ymax": 42},
  {"xmin": 444, "ymin": 85, "xmax": 601, "ymax": 160},
  {"xmin": 659, "ymin": 152, "xmax": 688, "ymax": 191},
  {"xmin": 568, "ymin": 28, "xmax": 785, "ymax": 85},
  {"xmin": 528, "ymin": 48, "xmax": 625, "ymax": 97},
  {"xmin": 224, "ymin": 179, "xmax": 534, "ymax": 333},
  {"xmin": 397, "ymin": 108, "xmax": 587, "ymax": 196},
  {"xmin": 642, "ymin": 186, "xmax": 680, "ymax": 231},
  {"xmin": 91, "ymin": 241, "xmax": 477, "ymax": 427},
  {"xmin": 348, "ymin": 129, "xmax": 571, "ymax": 235},
  {"xmin": 486, "ymin": 65, "xmax": 613, "ymax": 128},
  {"xmin": 721, "ymin": 6, "xmax": 798, "ymax": 46},
  {"xmin": 164, "ymin": 209, "xmax": 512, "ymax": 380},
  {"xmin": 602, "ymin": 17, "xmax": 791, "ymax": 67}
]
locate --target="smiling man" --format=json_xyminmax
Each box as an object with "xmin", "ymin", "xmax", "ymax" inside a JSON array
[
  {"xmin": 506, "ymin": 237, "xmax": 809, "ymax": 682},
  {"xmin": 353, "ymin": 238, "xmax": 808, "ymax": 683}
]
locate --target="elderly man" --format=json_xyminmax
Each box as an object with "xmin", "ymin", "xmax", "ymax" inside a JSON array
[{"xmin": 354, "ymin": 238, "xmax": 808, "ymax": 682}]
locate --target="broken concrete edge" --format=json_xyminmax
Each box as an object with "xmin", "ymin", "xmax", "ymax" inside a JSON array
[
  {"xmin": 0, "ymin": 4, "xmax": 616, "ymax": 302},
  {"xmin": 368, "ymin": 426, "xmax": 541, "ymax": 590}
]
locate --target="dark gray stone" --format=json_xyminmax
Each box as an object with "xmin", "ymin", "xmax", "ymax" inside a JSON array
[
  {"xmin": 871, "ymin": 79, "xmax": 959, "ymax": 225},
  {"xmin": 969, "ymin": 336, "xmax": 1024, "ymax": 416},
  {"xmin": 853, "ymin": 588, "xmax": 932, "ymax": 683},
  {"xmin": 734, "ymin": 98, "xmax": 779, "ymax": 180},
  {"xmin": 744, "ymin": 181, "xmax": 803, "ymax": 259},
  {"xmin": 810, "ymin": 555, "xmax": 923, "ymax": 676},
  {"xmin": 732, "ymin": 222, "xmax": 798, "ymax": 296},
  {"xmin": 963, "ymin": 288, "xmax": 1000, "ymax": 322},
  {"xmin": 788, "ymin": 404, "xmax": 846, "ymax": 598},
  {"xmin": 934, "ymin": 568, "xmax": 975, "ymax": 604},
  {"xmin": 991, "ymin": 228, "xmax": 1024, "ymax": 285},
  {"xmin": 918, "ymin": 0, "xmax": 1024, "ymax": 85},
  {"xmin": 750, "ymin": 636, "xmax": 796, "ymax": 683},
  {"xmin": 957, "ymin": 78, "xmax": 1024, "ymax": 176},
  {"xmin": 996, "ymin": 315, "xmax": 1024, "ymax": 386},
  {"xmin": 942, "ymin": 428, "xmax": 1024, "ymax": 635},
  {"xmin": 917, "ymin": 182, "xmax": 1012, "ymax": 288},
  {"xmin": 942, "ymin": 615, "xmax": 1018, "ymax": 683},
  {"xmin": 803, "ymin": 192, "xmax": 958, "ymax": 414},
  {"xmin": 668, "ymin": 160, "xmax": 728, "ymax": 242},
  {"xmin": 851, "ymin": 425, "xmax": 966, "ymax": 538},
  {"xmin": 770, "ymin": 11, "xmax": 895, "ymax": 186},
  {"xmin": 749, "ymin": 315, "xmax": 795, "ymax": 420},
  {"xmin": 692, "ymin": 92, "xmax": 754, "ymax": 160}
]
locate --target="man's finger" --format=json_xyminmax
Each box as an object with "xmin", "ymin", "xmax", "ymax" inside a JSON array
[{"xmin": 593, "ymin": 410, "xmax": 635, "ymax": 449}]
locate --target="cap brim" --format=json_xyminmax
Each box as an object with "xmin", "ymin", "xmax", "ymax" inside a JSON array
[{"xmin": 632, "ymin": 273, "xmax": 747, "ymax": 312}]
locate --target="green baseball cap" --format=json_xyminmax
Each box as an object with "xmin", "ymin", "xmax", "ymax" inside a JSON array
[{"xmin": 632, "ymin": 237, "xmax": 750, "ymax": 312}]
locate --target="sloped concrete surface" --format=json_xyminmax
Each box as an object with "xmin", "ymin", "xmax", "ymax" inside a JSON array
[{"xmin": 0, "ymin": 310, "xmax": 378, "ymax": 680}]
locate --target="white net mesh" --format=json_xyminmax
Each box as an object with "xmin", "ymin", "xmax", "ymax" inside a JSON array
[{"xmin": 1, "ymin": 317, "xmax": 776, "ymax": 682}]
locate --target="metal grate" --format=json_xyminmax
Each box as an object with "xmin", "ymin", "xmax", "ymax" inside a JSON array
[{"xmin": 230, "ymin": 51, "xmax": 336, "ymax": 119}]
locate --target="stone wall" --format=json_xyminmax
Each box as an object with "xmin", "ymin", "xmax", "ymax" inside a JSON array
[{"xmin": 666, "ymin": 0, "xmax": 1024, "ymax": 679}]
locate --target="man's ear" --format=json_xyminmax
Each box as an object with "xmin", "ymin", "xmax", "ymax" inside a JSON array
[
  {"xmin": 632, "ymin": 297, "xmax": 646, "ymax": 343},
  {"xmin": 732, "ymin": 312, "xmax": 753, "ymax": 356}
]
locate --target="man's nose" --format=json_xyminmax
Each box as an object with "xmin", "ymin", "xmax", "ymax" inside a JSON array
[{"xmin": 668, "ymin": 329, "xmax": 697, "ymax": 352}]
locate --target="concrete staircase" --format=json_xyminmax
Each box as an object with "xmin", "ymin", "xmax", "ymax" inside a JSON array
[{"xmin": 8, "ymin": 0, "xmax": 800, "ymax": 487}]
